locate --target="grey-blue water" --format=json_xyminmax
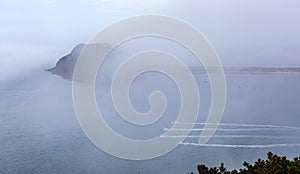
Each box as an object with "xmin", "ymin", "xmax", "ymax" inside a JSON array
[{"xmin": 1, "ymin": 70, "xmax": 300, "ymax": 174}]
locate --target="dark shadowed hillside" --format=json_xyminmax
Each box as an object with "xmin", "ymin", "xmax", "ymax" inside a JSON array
[
  {"xmin": 47, "ymin": 43, "xmax": 85, "ymax": 79},
  {"xmin": 47, "ymin": 43, "xmax": 111, "ymax": 80}
]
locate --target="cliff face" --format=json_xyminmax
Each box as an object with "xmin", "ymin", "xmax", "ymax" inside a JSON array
[
  {"xmin": 48, "ymin": 43, "xmax": 85, "ymax": 79},
  {"xmin": 47, "ymin": 43, "xmax": 111, "ymax": 80}
]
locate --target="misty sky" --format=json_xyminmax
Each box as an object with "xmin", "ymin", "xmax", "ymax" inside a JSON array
[{"xmin": 1, "ymin": 0, "xmax": 300, "ymax": 82}]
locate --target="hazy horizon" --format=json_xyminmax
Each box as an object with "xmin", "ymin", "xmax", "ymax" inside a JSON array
[{"xmin": 1, "ymin": 0, "xmax": 300, "ymax": 82}]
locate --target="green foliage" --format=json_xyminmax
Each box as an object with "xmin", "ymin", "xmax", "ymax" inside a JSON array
[{"xmin": 188, "ymin": 152, "xmax": 300, "ymax": 174}]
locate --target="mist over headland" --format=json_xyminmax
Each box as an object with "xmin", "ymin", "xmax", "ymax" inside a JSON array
[{"xmin": 47, "ymin": 43, "xmax": 300, "ymax": 81}]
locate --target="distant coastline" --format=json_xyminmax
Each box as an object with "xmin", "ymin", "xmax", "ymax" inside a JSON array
[
  {"xmin": 190, "ymin": 66, "xmax": 300, "ymax": 74},
  {"xmin": 47, "ymin": 44, "xmax": 300, "ymax": 80}
]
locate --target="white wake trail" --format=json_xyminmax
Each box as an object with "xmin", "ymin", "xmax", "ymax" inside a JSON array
[
  {"xmin": 180, "ymin": 142, "xmax": 300, "ymax": 148},
  {"xmin": 161, "ymin": 135, "xmax": 300, "ymax": 139},
  {"xmin": 163, "ymin": 128, "xmax": 295, "ymax": 132},
  {"xmin": 171, "ymin": 122, "xmax": 300, "ymax": 130}
]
